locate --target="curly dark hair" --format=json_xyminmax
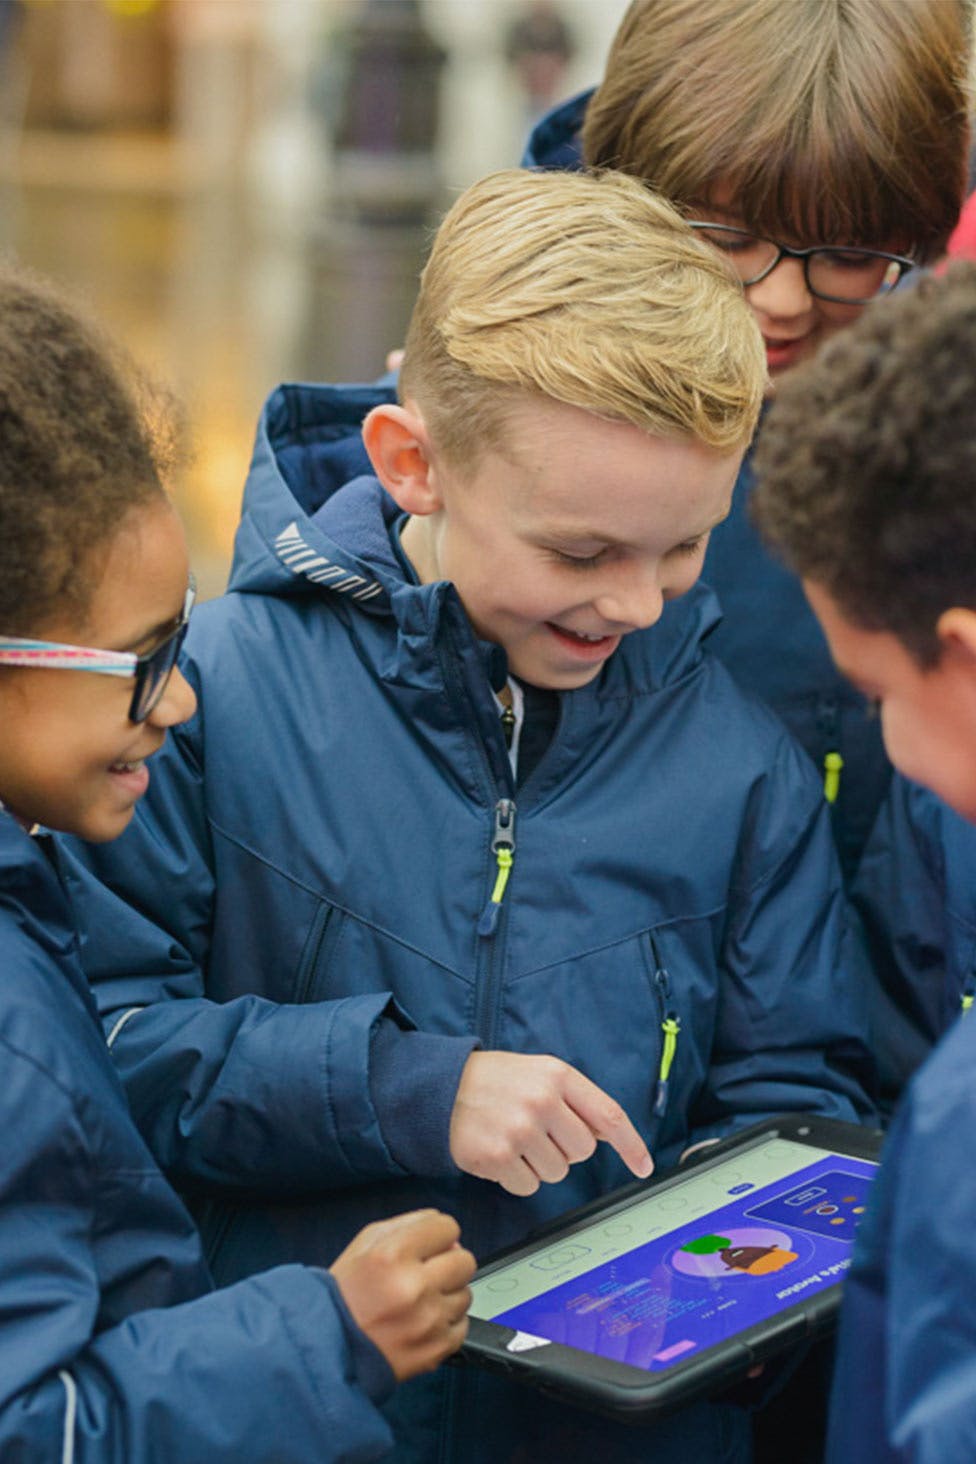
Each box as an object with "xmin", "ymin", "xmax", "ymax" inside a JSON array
[
  {"xmin": 752, "ymin": 262, "xmax": 976, "ymax": 666},
  {"xmin": 0, "ymin": 262, "xmax": 182, "ymax": 635}
]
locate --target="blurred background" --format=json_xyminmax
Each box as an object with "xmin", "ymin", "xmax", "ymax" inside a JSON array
[{"xmin": 0, "ymin": 0, "xmax": 629, "ymax": 593}]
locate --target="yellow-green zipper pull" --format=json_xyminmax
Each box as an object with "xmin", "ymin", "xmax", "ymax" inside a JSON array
[
  {"xmin": 650, "ymin": 944, "xmax": 681, "ymax": 1118},
  {"xmin": 477, "ymin": 799, "xmax": 517, "ymax": 937},
  {"xmin": 962, "ymin": 972, "xmax": 975, "ymax": 1016},
  {"xmin": 823, "ymin": 751, "xmax": 844, "ymax": 804},
  {"xmin": 654, "ymin": 1016, "xmax": 681, "ymax": 1117}
]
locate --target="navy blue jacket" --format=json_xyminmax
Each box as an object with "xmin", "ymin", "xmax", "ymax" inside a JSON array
[
  {"xmin": 850, "ymin": 773, "xmax": 976, "ymax": 1108},
  {"xmin": 827, "ymin": 1008, "xmax": 976, "ymax": 1462},
  {"xmin": 61, "ymin": 381, "xmax": 873, "ymax": 1463},
  {"xmin": 0, "ymin": 812, "xmax": 394, "ymax": 1462},
  {"xmin": 523, "ymin": 92, "xmax": 890, "ymax": 883}
]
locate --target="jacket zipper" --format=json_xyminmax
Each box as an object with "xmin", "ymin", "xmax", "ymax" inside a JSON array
[
  {"xmin": 649, "ymin": 933, "xmax": 681, "ymax": 1118},
  {"xmin": 816, "ymin": 694, "xmax": 844, "ymax": 804},
  {"xmin": 477, "ymin": 798, "xmax": 517, "ymax": 937}
]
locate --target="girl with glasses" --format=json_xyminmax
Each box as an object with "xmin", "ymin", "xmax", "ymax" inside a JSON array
[{"xmin": 0, "ymin": 265, "xmax": 473, "ymax": 1461}]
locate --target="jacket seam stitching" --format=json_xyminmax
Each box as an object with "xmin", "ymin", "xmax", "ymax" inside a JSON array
[
  {"xmin": 206, "ymin": 814, "xmax": 467, "ymax": 976},
  {"xmin": 506, "ymin": 908, "xmax": 727, "ymax": 982}
]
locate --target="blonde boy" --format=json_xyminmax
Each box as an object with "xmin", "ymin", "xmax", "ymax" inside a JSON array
[{"xmin": 64, "ymin": 169, "xmax": 871, "ymax": 1464}]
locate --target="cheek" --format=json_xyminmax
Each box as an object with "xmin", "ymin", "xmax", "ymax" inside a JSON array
[
  {"xmin": 881, "ymin": 703, "xmax": 976, "ymax": 820},
  {"xmin": 816, "ymin": 299, "xmax": 866, "ymax": 338},
  {"xmin": 663, "ymin": 556, "xmax": 706, "ymax": 599},
  {"xmin": 877, "ymin": 703, "xmax": 921, "ymax": 784}
]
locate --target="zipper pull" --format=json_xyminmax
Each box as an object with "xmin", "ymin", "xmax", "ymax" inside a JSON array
[
  {"xmin": 477, "ymin": 799, "xmax": 517, "ymax": 937},
  {"xmin": 962, "ymin": 971, "xmax": 976, "ymax": 1016},
  {"xmin": 823, "ymin": 751, "xmax": 843, "ymax": 804},
  {"xmin": 654, "ymin": 1016, "xmax": 681, "ymax": 1117},
  {"xmin": 650, "ymin": 955, "xmax": 681, "ymax": 1117}
]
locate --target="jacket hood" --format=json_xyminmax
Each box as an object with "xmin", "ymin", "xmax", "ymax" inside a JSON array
[
  {"xmin": 229, "ymin": 380, "xmax": 399, "ymax": 606},
  {"xmin": 521, "ymin": 89, "xmax": 592, "ymax": 169},
  {"xmin": 228, "ymin": 378, "xmax": 722, "ymax": 691}
]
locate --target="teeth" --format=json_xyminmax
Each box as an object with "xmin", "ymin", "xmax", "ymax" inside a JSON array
[
  {"xmin": 110, "ymin": 759, "xmax": 144, "ymax": 774},
  {"xmin": 568, "ymin": 630, "xmax": 605, "ymax": 642}
]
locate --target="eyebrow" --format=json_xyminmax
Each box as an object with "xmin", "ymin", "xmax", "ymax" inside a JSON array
[
  {"xmin": 114, "ymin": 605, "xmax": 184, "ymax": 658},
  {"xmin": 689, "ymin": 201, "xmax": 744, "ymax": 224}
]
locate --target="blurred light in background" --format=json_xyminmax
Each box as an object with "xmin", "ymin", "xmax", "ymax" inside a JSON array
[{"xmin": 0, "ymin": 0, "xmax": 627, "ymax": 595}]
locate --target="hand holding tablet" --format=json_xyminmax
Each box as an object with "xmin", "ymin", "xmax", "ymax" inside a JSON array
[{"xmin": 449, "ymin": 1051, "xmax": 654, "ymax": 1196}]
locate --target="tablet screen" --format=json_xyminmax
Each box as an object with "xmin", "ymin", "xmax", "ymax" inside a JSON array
[{"xmin": 469, "ymin": 1135, "xmax": 877, "ymax": 1374}]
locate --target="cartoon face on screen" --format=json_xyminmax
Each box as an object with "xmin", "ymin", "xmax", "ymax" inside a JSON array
[
  {"xmin": 718, "ymin": 1242, "xmax": 798, "ymax": 1275},
  {"xmin": 671, "ymin": 1228, "xmax": 799, "ymax": 1279}
]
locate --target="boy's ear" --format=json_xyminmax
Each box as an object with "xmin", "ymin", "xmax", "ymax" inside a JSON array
[
  {"xmin": 936, "ymin": 608, "xmax": 976, "ymax": 675},
  {"xmin": 362, "ymin": 404, "xmax": 441, "ymax": 516}
]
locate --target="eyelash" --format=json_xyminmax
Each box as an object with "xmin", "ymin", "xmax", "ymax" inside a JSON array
[
  {"xmin": 551, "ymin": 550, "xmax": 605, "ymax": 570},
  {"xmin": 551, "ymin": 535, "xmax": 706, "ymax": 570}
]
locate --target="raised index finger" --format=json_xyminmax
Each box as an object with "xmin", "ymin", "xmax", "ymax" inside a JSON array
[{"xmin": 562, "ymin": 1068, "xmax": 654, "ymax": 1179}]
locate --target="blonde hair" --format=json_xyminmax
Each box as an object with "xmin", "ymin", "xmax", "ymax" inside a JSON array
[
  {"xmin": 583, "ymin": 0, "xmax": 971, "ymax": 259},
  {"xmin": 400, "ymin": 168, "xmax": 765, "ymax": 464}
]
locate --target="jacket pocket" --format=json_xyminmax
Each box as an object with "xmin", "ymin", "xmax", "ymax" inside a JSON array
[{"xmin": 293, "ymin": 902, "xmax": 345, "ymax": 1004}]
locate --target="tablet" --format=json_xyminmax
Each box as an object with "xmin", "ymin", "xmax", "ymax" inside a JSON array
[{"xmin": 461, "ymin": 1114, "xmax": 882, "ymax": 1421}]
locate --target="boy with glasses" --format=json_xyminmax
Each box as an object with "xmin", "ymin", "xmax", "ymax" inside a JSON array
[
  {"xmin": 526, "ymin": 0, "xmax": 966, "ymax": 872},
  {"xmin": 524, "ymin": 0, "xmax": 971, "ymax": 1111}
]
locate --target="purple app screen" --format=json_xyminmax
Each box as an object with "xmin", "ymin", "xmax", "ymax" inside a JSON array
[{"xmin": 476, "ymin": 1149, "xmax": 876, "ymax": 1374}]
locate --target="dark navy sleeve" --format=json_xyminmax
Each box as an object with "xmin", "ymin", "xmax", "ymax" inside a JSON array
[
  {"xmin": 54, "ymin": 695, "xmax": 470, "ymax": 1192},
  {"xmin": 0, "ymin": 1044, "xmax": 394, "ymax": 1464},
  {"xmin": 828, "ymin": 1017, "xmax": 976, "ymax": 1463},
  {"xmin": 851, "ymin": 774, "xmax": 972, "ymax": 1113},
  {"xmin": 369, "ymin": 1017, "xmax": 478, "ymax": 1174}
]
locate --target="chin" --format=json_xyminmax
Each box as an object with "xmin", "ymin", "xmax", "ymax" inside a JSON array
[{"xmin": 74, "ymin": 806, "xmax": 137, "ymax": 844}]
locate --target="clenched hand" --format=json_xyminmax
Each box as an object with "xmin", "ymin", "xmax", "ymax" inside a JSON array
[{"xmin": 330, "ymin": 1209, "xmax": 475, "ymax": 1380}]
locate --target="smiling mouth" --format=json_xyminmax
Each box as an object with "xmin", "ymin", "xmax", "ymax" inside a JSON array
[
  {"xmin": 546, "ymin": 623, "xmax": 620, "ymax": 656},
  {"xmin": 109, "ymin": 758, "xmax": 146, "ymax": 774},
  {"xmin": 556, "ymin": 628, "xmax": 609, "ymax": 643}
]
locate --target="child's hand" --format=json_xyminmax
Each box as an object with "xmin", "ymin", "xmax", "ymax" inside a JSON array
[
  {"xmin": 449, "ymin": 1051, "xmax": 654, "ymax": 1196},
  {"xmin": 330, "ymin": 1209, "xmax": 475, "ymax": 1381}
]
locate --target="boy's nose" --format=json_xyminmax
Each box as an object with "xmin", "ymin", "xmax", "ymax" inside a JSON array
[
  {"xmin": 147, "ymin": 665, "xmax": 197, "ymax": 730},
  {"xmin": 745, "ymin": 255, "xmax": 814, "ymax": 322},
  {"xmin": 593, "ymin": 574, "xmax": 664, "ymax": 632}
]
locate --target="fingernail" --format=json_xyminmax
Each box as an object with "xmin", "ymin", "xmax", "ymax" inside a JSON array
[{"xmin": 636, "ymin": 1152, "xmax": 654, "ymax": 1178}]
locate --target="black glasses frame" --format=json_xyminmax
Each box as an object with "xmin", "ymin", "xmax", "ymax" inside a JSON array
[
  {"xmin": 688, "ymin": 222, "xmax": 915, "ymax": 304},
  {"xmin": 128, "ymin": 576, "xmax": 196, "ymax": 723}
]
